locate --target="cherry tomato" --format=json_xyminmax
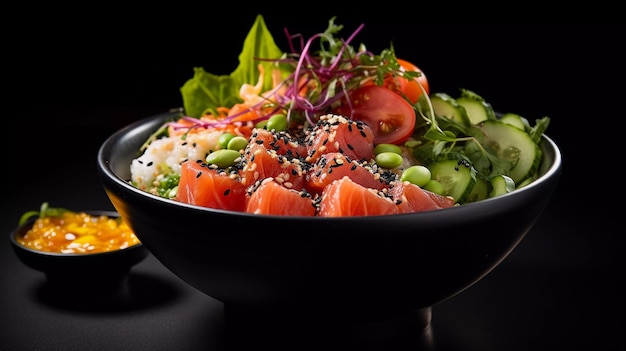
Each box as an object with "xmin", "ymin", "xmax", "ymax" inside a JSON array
[
  {"xmin": 383, "ymin": 59, "xmax": 429, "ymax": 104},
  {"xmin": 334, "ymin": 85, "xmax": 416, "ymax": 145}
]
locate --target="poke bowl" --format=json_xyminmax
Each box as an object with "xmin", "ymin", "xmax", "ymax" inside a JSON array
[
  {"xmin": 97, "ymin": 111, "xmax": 561, "ymax": 330},
  {"xmin": 96, "ymin": 15, "xmax": 562, "ymax": 344}
]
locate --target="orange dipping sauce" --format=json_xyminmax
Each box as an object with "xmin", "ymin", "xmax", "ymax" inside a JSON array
[{"xmin": 17, "ymin": 212, "xmax": 140, "ymax": 254}]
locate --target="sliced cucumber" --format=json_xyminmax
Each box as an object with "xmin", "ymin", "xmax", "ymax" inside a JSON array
[
  {"xmin": 478, "ymin": 120, "xmax": 542, "ymax": 184},
  {"xmin": 466, "ymin": 174, "xmax": 489, "ymax": 203},
  {"xmin": 428, "ymin": 154, "xmax": 477, "ymax": 204},
  {"xmin": 430, "ymin": 92, "xmax": 470, "ymax": 126},
  {"xmin": 456, "ymin": 89, "xmax": 496, "ymax": 125},
  {"xmin": 499, "ymin": 112, "xmax": 529, "ymax": 131},
  {"xmin": 489, "ymin": 174, "xmax": 515, "ymax": 198},
  {"xmin": 516, "ymin": 176, "xmax": 535, "ymax": 189}
]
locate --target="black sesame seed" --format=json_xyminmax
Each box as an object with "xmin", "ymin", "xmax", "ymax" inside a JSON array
[{"xmin": 330, "ymin": 162, "xmax": 343, "ymax": 169}]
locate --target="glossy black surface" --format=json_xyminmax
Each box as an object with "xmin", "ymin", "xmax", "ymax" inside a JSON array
[
  {"xmin": 3, "ymin": 108, "xmax": 621, "ymax": 350},
  {"xmin": 4, "ymin": 19, "xmax": 624, "ymax": 351},
  {"xmin": 97, "ymin": 111, "xmax": 562, "ymax": 333}
]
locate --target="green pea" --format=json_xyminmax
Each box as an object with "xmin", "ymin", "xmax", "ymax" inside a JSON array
[
  {"xmin": 227, "ymin": 136, "xmax": 248, "ymax": 151},
  {"xmin": 375, "ymin": 152, "xmax": 403, "ymax": 169},
  {"xmin": 266, "ymin": 114, "xmax": 288, "ymax": 131},
  {"xmin": 374, "ymin": 143, "xmax": 402, "ymax": 155},
  {"xmin": 255, "ymin": 120, "xmax": 268, "ymax": 129},
  {"xmin": 400, "ymin": 165, "xmax": 431, "ymax": 187},
  {"xmin": 206, "ymin": 149, "xmax": 241, "ymax": 168},
  {"xmin": 423, "ymin": 179, "xmax": 445, "ymax": 195},
  {"xmin": 217, "ymin": 132, "xmax": 235, "ymax": 149}
]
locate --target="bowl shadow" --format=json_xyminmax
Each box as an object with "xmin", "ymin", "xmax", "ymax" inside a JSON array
[{"xmin": 33, "ymin": 271, "xmax": 181, "ymax": 313}]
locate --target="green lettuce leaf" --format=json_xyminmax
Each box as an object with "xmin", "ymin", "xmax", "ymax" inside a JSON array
[{"xmin": 180, "ymin": 14, "xmax": 284, "ymax": 118}]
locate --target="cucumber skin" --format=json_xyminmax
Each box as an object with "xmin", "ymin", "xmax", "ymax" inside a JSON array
[
  {"xmin": 489, "ymin": 175, "xmax": 515, "ymax": 197},
  {"xmin": 467, "ymin": 174, "xmax": 489, "ymax": 203}
]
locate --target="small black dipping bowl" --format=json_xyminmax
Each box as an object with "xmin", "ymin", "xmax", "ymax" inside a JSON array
[{"xmin": 10, "ymin": 211, "xmax": 149, "ymax": 294}]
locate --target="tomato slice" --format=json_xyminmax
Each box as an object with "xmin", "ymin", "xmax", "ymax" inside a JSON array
[
  {"xmin": 383, "ymin": 59, "xmax": 430, "ymax": 104},
  {"xmin": 333, "ymin": 85, "xmax": 416, "ymax": 145}
]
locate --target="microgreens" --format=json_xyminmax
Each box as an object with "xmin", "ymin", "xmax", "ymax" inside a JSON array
[
  {"xmin": 178, "ymin": 15, "xmax": 421, "ymax": 130},
  {"xmin": 19, "ymin": 202, "xmax": 70, "ymax": 226}
]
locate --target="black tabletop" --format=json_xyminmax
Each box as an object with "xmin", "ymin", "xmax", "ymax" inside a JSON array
[{"xmin": 3, "ymin": 19, "xmax": 623, "ymax": 351}]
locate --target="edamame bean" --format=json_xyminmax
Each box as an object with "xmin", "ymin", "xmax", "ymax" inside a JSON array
[
  {"xmin": 266, "ymin": 114, "xmax": 288, "ymax": 131},
  {"xmin": 400, "ymin": 165, "xmax": 431, "ymax": 187},
  {"xmin": 375, "ymin": 152, "xmax": 403, "ymax": 169},
  {"xmin": 227, "ymin": 136, "xmax": 248, "ymax": 151},
  {"xmin": 374, "ymin": 143, "xmax": 403, "ymax": 155},
  {"xmin": 217, "ymin": 132, "xmax": 235, "ymax": 149},
  {"xmin": 206, "ymin": 149, "xmax": 241, "ymax": 168},
  {"xmin": 423, "ymin": 179, "xmax": 445, "ymax": 195},
  {"xmin": 255, "ymin": 120, "xmax": 268, "ymax": 129}
]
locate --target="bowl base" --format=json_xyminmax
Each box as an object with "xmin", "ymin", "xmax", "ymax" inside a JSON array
[{"xmin": 223, "ymin": 304, "xmax": 434, "ymax": 349}]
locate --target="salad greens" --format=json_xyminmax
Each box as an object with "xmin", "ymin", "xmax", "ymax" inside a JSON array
[
  {"xmin": 179, "ymin": 15, "xmax": 420, "ymax": 124},
  {"xmin": 167, "ymin": 14, "xmax": 551, "ymax": 204},
  {"xmin": 180, "ymin": 15, "xmax": 283, "ymax": 118}
]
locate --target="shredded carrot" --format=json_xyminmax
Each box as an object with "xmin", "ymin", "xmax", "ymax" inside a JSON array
[{"xmin": 228, "ymin": 103, "xmax": 262, "ymax": 123}]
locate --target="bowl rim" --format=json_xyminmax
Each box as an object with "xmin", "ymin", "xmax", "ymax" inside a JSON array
[{"xmin": 97, "ymin": 111, "xmax": 563, "ymax": 219}]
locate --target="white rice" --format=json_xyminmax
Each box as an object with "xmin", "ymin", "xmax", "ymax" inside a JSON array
[{"xmin": 130, "ymin": 130, "xmax": 222, "ymax": 192}]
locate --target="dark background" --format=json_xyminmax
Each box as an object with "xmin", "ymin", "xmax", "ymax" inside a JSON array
[
  {"xmin": 14, "ymin": 16, "xmax": 624, "ymax": 168},
  {"xmin": 13, "ymin": 17, "xmax": 623, "ymax": 218},
  {"xmin": 3, "ymin": 10, "xmax": 624, "ymax": 350}
]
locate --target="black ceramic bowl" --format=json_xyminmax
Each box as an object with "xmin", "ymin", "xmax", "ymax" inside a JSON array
[
  {"xmin": 10, "ymin": 210, "xmax": 149, "ymax": 293},
  {"xmin": 97, "ymin": 111, "xmax": 562, "ymax": 337}
]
